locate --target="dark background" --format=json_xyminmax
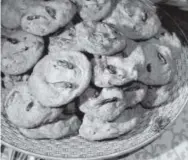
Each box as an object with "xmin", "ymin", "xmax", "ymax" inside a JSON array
[{"xmin": 157, "ymin": 4, "xmax": 188, "ymax": 46}]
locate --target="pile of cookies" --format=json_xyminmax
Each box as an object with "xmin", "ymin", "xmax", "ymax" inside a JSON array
[{"xmin": 1, "ymin": 0, "xmax": 182, "ymax": 141}]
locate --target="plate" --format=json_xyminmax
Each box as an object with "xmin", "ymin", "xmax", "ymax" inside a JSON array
[{"xmin": 1, "ymin": 5, "xmax": 188, "ymax": 160}]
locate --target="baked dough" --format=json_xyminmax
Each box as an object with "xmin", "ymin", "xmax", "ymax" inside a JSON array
[
  {"xmin": 80, "ymin": 84, "xmax": 147, "ymax": 121},
  {"xmin": 1, "ymin": 30, "xmax": 44, "ymax": 75},
  {"xmin": 75, "ymin": 21, "xmax": 126, "ymax": 55},
  {"xmin": 104, "ymin": 0, "xmax": 161, "ymax": 39},
  {"xmin": 49, "ymin": 24, "xmax": 80, "ymax": 54},
  {"xmin": 19, "ymin": 115, "xmax": 81, "ymax": 139},
  {"xmin": 5, "ymin": 83, "xmax": 63, "ymax": 129},
  {"xmin": 79, "ymin": 0, "xmax": 113, "ymax": 21},
  {"xmin": 29, "ymin": 51, "xmax": 91, "ymax": 107},
  {"xmin": 21, "ymin": 0, "xmax": 77, "ymax": 36},
  {"xmin": 79, "ymin": 105, "xmax": 145, "ymax": 141},
  {"xmin": 92, "ymin": 49, "xmax": 144, "ymax": 87},
  {"xmin": 80, "ymin": 87, "xmax": 126, "ymax": 121},
  {"xmin": 2, "ymin": 74, "xmax": 29, "ymax": 89}
]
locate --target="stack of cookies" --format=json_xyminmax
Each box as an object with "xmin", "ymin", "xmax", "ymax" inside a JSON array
[{"xmin": 1, "ymin": 0, "xmax": 182, "ymax": 141}]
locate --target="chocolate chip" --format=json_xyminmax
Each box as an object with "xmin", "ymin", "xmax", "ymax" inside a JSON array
[
  {"xmin": 52, "ymin": 81, "xmax": 77, "ymax": 89},
  {"xmin": 64, "ymin": 82, "xmax": 73, "ymax": 88},
  {"xmin": 146, "ymin": 63, "xmax": 152, "ymax": 72},
  {"xmin": 142, "ymin": 12, "xmax": 148, "ymax": 22},
  {"xmin": 26, "ymin": 101, "xmax": 34, "ymax": 111},
  {"xmin": 57, "ymin": 60, "xmax": 74, "ymax": 69},
  {"xmin": 24, "ymin": 47, "xmax": 29, "ymax": 51},
  {"xmin": 99, "ymin": 97, "xmax": 118, "ymax": 105},
  {"xmin": 45, "ymin": 6, "xmax": 56, "ymax": 19},
  {"xmin": 6, "ymin": 37, "xmax": 19, "ymax": 44},
  {"xmin": 157, "ymin": 52, "xmax": 167, "ymax": 64},
  {"xmin": 106, "ymin": 65, "xmax": 116, "ymax": 74},
  {"xmin": 27, "ymin": 15, "xmax": 40, "ymax": 20}
]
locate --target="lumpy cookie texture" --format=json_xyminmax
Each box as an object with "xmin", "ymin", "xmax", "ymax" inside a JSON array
[
  {"xmin": 50, "ymin": 21, "xmax": 126, "ymax": 56},
  {"xmin": 79, "ymin": 105, "xmax": 146, "ymax": 141},
  {"xmin": 28, "ymin": 51, "xmax": 91, "ymax": 107},
  {"xmin": 92, "ymin": 55, "xmax": 140, "ymax": 87},
  {"xmin": 1, "ymin": 30, "xmax": 44, "ymax": 75},
  {"xmin": 104, "ymin": 0, "xmax": 161, "ymax": 39},
  {"xmin": 21, "ymin": 0, "xmax": 77, "ymax": 36},
  {"xmin": 92, "ymin": 44, "xmax": 176, "ymax": 87},
  {"xmin": 1, "ymin": 0, "xmax": 41, "ymax": 29},
  {"xmin": 80, "ymin": 87, "xmax": 126, "ymax": 121},
  {"xmin": 49, "ymin": 24, "xmax": 80, "ymax": 54},
  {"xmin": 75, "ymin": 21, "xmax": 126, "ymax": 55},
  {"xmin": 2, "ymin": 74, "xmax": 30, "ymax": 89},
  {"xmin": 79, "ymin": 0, "xmax": 113, "ymax": 21},
  {"xmin": 80, "ymin": 83, "xmax": 147, "ymax": 122},
  {"xmin": 5, "ymin": 83, "xmax": 63, "ymax": 129},
  {"xmin": 19, "ymin": 115, "xmax": 81, "ymax": 139}
]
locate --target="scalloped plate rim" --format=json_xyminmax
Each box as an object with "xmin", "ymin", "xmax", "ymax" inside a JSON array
[{"xmin": 2, "ymin": 98, "xmax": 188, "ymax": 160}]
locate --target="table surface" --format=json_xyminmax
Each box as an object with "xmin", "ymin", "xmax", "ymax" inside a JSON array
[{"xmin": 1, "ymin": 4, "xmax": 188, "ymax": 160}]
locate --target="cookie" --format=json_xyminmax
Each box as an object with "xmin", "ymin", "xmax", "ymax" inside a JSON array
[
  {"xmin": 80, "ymin": 83, "xmax": 147, "ymax": 121},
  {"xmin": 1, "ymin": 0, "xmax": 38, "ymax": 29},
  {"xmin": 79, "ymin": 104, "xmax": 145, "ymax": 141},
  {"xmin": 158, "ymin": 32, "xmax": 182, "ymax": 60},
  {"xmin": 1, "ymin": 30, "xmax": 44, "ymax": 75},
  {"xmin": 29, "ymin": 51, "xmax": 91, "ymax": 107},
  {"xmin": 2, "ymin": 74, "xmax": 30, "ymax": 89},
  {"xmin": 1, "ymin": 27, "xmax": 18, "ymax": 46},
  {"xmin": 4, "ymin": 83, "xmax": 63, "ymax": 129},
  {"xmin": 138, "ymin": 41, "xmax": 176, "ymax": 85},
  {"xmin": 21, "ymin": 0, "xmax": 77, "ymax": 36},
  {"xmin": 49, "ymin": 25, "xmax": 80, "ymax": 54},
  {"xmin": 104, "ymin": 0, "xmax": 161, "ymax": 39},
  {"xmin": 80, "ymin": 87, "xmax": 126, "ymax": 121},
  {"xmin": 75, "ymin": 21, "xmax": 126, "ymax": 55},
  {"xmin": 1, "ymin": 2, "xmax": 21, "ymax": 29},
  {"xmin": 19, "ymin": 115, "xmax": 81, "ymax": 139},
  {"xmin": 79, "ymin": 0, "xmax": 113, "ymax": 21},
  {"xmin": 92, "ymin": 51, "xmax": 144, "ymax": 87}
]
